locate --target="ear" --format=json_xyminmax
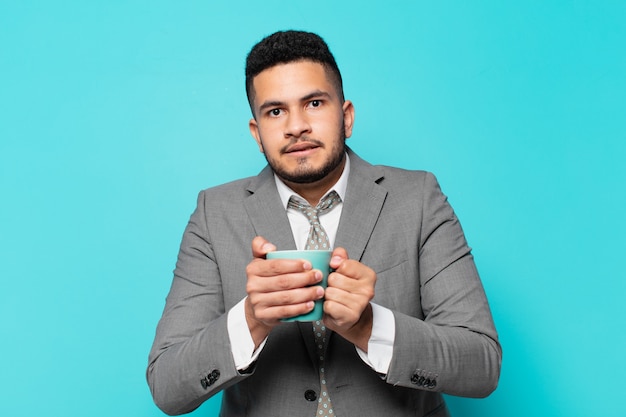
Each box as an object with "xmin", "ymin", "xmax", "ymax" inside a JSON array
[
  {"xmin": 342, "ymin": 100, "xmax": 355, "ymax": 139},
  {"xmin": 249, "ymin": 118, "xmax": 264, "ymax": 153}
]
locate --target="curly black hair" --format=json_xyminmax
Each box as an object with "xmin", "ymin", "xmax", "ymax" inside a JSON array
[{"xmin": 245, "ymin": 30, "xmax": 344, "ymax": 113}]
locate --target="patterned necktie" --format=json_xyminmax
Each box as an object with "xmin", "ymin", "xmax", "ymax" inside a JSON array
[{"xmin": 287, "ymin": 191, "xmax": 341, "ymax": 417}]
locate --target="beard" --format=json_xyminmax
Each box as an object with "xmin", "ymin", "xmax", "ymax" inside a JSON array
[{"xmin": 263, "ymin": 132, "xmax": 346, "ymax": 184}]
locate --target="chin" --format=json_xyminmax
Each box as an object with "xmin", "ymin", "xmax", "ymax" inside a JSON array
[{"xmin": 279, "ymin": 168, "xmax": 327, "ymax": 184}]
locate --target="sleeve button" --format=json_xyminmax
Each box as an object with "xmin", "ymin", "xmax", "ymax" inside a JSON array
[
  {"xmin": 201, "ymin": 369, "xmax": 221, "ymax": 389},
  {"xmin": 209, "ymin": 369, "xmax": 220, "ymax": 383}
]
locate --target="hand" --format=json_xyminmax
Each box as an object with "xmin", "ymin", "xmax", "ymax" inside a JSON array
[
  {"xmin": 323, "ymin": 247, "xmax": 376, "ymax": 351},
  {"xmin": 244, "ymin": 236, "xmax": 325, "ymax": 347}
]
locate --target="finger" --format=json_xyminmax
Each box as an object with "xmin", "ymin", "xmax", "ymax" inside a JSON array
[
  {"xmin": 251, "ymin": 236, "xmax": 276, "ymax": 259},
  {"xmin": 327, "ymin": 271, "xmax": 348, "ymax": 291},
  {"xmin": 332, "ymin": 260, "xmax": 377, "ymax": 288},
  {"xmin": 328, "ymin": 268, "xmax": 375, "ymax": 309},
  {"xmin": 322, "ymin": 299, "xmax": 362, "ymax": 328},
  {"xmin": 247, "ymin": 268, "xmax": 322, "ymax": 293},
  {"xmin": 246, "ymin": 256, "xmax": 314, "ymax": 280},
  {"xmin": 323, "ymin": 285, "xmax": 371, "ymax": 318},
  {"xmin": 250, "ymin": 285, "xmax": 325, "ymax": 308},
  {"xmin": 330, "ymin": 247, "xmax": 348, "ymax": 269},
  {"xmin": 325, "ymin": 272, "xmax": 374, "ymax": 309},
  {"xmin": 264, "ymin": 258, "xmax": 314, "ymax": 277},
  {"xmin": 323, "ymin": 286, "xmax": 350, "ymax": 307},
  {"xmin": 333, "ymin": 260, "xmax": 361, "ymax": 281},
  {"xmin": 249, "ymin": 286, "xmax": 324, "ymax": 321},
  {"xmin": 324, "ymin": 284, "xmax": 365, "ymax": 307},
  {"xmin": 256, "ymin": 301, "xmax": 317, "ymax": 322}
]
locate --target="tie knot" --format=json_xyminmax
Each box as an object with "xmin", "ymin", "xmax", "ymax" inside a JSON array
[
  {"xmin": 288, "ymin": 191, "xmax": 340, "ymax": 251},
  {"xmin": 287, "ymin": 191, "xmax": 341, "ymax": 224}
]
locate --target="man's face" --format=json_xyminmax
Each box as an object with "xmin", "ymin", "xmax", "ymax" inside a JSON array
[{"xmin": 249, "ymin": 61, "xmax": 354, "ymax": 189}]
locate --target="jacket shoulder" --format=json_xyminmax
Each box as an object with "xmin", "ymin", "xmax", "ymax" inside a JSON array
[{"xmin": 374, "ymin": 165, "xmax": 440, "ymax": 193}]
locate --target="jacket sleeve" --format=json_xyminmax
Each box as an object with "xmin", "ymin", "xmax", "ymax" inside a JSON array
[
  {"xmin": 385, "ymin": 172, "xmax": 502, "ymax": 397},
  {"xmin": 146, "ymin": 190, "xmax": 249, "ymax": 415}
]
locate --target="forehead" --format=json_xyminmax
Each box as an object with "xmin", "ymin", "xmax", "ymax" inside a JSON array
[{"xmin": 251, "ymin": 61, "xmax": 337, "ymax": 103}]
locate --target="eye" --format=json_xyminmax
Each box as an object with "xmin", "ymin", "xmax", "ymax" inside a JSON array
[
  {"xmin": 269, "ymin": 108, "xmax": 282, "ymax": 117},
  {"xmin": 309, "ymin": 100, "xmax": 322, "ymax": 108}
]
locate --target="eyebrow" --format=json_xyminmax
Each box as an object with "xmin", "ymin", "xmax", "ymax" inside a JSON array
[{"xmin": 257, "ymin": 90, "xmax": 333, "ymax": 113}]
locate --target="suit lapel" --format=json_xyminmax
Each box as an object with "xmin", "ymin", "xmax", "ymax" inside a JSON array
[
  {"xmin": 335, "ymin": 150, "xmax": 387, "ymax": 262},
  {"xmin": 243, "ymin": 166, "xmax": 297, "ymax": 251}
]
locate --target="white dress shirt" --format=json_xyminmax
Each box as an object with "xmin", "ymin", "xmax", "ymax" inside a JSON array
[{"xmin": 227, "ymin": 154, "xmax": 395, "ymax": 374}]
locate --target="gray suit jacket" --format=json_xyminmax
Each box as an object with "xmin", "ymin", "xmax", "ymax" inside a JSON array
[{"xmin": 147, "ymin": 149, "xmax": 501, "ymax": 416}]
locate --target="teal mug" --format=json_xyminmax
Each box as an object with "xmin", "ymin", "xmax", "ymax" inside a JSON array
[{"xmin": 266, "ymin": 250, "xmax": 332, "ymax": 322}]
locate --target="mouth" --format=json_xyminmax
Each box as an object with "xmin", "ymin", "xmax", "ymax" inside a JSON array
[{"xmin": 283, "ymin": 141, "xmax": 322, "ymax": 155}]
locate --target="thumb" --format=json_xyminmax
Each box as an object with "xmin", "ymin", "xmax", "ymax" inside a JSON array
[
  {"xmin": 251, "ymin": 236, "xmax": 276, "ymax": 259},
  {"xmin": 330, "ymin": 247, "xmax": 348, "ymax": 269}
]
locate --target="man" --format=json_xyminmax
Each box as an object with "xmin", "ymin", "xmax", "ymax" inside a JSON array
[{"xmin": 147, "ymin": 30, "xmax": 501, "ymax": 417}]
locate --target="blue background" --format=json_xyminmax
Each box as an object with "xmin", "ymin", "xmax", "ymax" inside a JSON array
[{"xmin": 1, "ymin": 1, "xmax": 624, "ymax": 416}]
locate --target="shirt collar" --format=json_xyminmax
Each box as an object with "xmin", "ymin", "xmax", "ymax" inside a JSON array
[{"xmin": 275, "ymin": 152, "xmax": 350, "ymax": 209}]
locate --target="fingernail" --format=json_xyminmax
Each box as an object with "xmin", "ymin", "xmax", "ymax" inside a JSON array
[
  {"xmin": 263, "ymin": 243, "xmax": 276, "ymax": 252},
  {"xmin": 331, "ymin": 256, "xmax": 342, "ymax": 264},
  {"xmin": 302, "ymin": 261, "xmax": 312, "ymax": 270},
  {"xmin": 315, "ymin": 271, "xmax": 322, "ymax": 281}
]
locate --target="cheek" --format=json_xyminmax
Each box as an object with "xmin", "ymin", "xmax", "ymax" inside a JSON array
[
  {"xmin": 257, "ymin": 132, "xmax": 282, "ymax": 154},
  {"xmin": 257, "ymin": 122, "xmax": 283, "ymax": 140}
]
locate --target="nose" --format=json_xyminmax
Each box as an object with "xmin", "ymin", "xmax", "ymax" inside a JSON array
[{"xmin": 284, "ymin": 109, "xmax": 311, "ymax": 138}]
